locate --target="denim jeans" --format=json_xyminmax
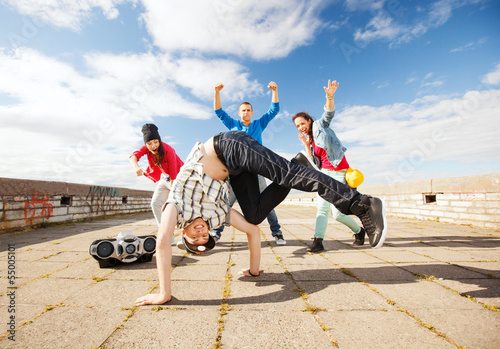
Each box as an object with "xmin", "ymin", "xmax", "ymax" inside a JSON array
[
  {"xmin": 216, "ymin": 131, "xmax": 362, "ymax": 225},
  {"xmin": 212, "ymin": 175, "xmax": 282, "ymax": 237}
]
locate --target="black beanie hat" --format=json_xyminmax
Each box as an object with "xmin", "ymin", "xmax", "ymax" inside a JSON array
[{"xmin": 141, "ymin": 123, "xmax": 161, "ymax": 143}]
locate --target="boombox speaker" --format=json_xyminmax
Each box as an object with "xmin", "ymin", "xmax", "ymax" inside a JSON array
[{"xmin": 89, "ymin": 231, "xmax": 157, "ymax": 268}]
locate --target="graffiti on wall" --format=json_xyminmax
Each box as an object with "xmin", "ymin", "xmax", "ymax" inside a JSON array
[
  {"xmin": 85, "ymin": 185, "xmax": 120, "ymax": 214},
  {"xmin": 24, "ymin": 191, "xmax": 54, "ymax": 224}
]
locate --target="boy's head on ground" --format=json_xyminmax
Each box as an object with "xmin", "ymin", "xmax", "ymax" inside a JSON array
[
  {"xmin": 181, "ymin": 218, "xmax": 215, "ymax": 254},
  {"xmin": 238, "ymin": 102, "xmax": 253, "ymax": 126}
]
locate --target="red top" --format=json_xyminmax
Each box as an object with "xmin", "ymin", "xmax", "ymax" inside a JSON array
[
  {"xmin": 131, "ymin": 142, "xmax": 184, "ymax": 183},
  {"xmin": 313, "ymin": 141, "xmax": 349, "ymax": 171}
]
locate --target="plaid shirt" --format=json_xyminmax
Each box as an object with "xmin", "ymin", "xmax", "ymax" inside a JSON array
[{"xmin": 166, "ymin": 142, "xmax": 230, "ymax": 230}]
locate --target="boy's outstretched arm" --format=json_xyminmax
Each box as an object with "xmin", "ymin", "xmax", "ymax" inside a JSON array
[
  {"xmin": 268, "ymin": 81, "xmax": 278, "ymax": 103},
  {"xmin": 135, "ymin": 204, "xmax": 177, "ymax": 306},
  {"xmin": 214, "ymin": 82, "xmax": 224, "ymax": 111},
  {"xmin": 228, "ymin": 208, "xmax": 262, "ymax": 276}
]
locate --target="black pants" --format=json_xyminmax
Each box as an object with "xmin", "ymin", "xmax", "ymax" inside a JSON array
[{"xmin": 216, "ymin": 131, "xmax": 362, "ymax": 225}]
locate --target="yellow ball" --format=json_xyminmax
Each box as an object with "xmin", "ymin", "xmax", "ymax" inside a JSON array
[{"xmin": 346, "ymin": 168, "xmax": 364, "ymax": 188}]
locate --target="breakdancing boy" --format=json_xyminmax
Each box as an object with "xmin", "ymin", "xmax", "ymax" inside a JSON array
[{"xmin": 135, "ymin": 131, "xmax": 386, "ymax": 306}]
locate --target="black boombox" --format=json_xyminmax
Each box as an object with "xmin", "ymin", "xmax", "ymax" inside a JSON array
[{"xmin": 89, "ymin": 231, "xmax": 157, "ymax": 268}]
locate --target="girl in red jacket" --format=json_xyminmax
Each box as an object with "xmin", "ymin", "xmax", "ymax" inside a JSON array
[{"xmin": 129, "ymin": 123, "xmax": 184, "ymax": 244}]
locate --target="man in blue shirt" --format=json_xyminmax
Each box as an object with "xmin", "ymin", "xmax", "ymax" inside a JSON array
[{"xmin": 212, "ymin": 81, "xmax": 286, "ymax": 245}]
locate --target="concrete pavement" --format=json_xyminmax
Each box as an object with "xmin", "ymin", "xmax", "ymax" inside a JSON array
[{"xmin": 1, "ymin": 205, "xmax": 499, "ymax": 348}]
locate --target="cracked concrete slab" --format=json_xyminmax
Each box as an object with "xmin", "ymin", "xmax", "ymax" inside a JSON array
[{"xmin": 0, "ymin": 208, "xmax": 498, "ymax": 348}]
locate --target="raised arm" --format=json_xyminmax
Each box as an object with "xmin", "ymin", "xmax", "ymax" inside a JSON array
[
  {"xmin": 214, "ymin": 82, "xmax": 224, "ymax": 111},
  {"xmin": 229, "ymin": 208, "xmax": 262, "ymax": 276},
  {"xmin": 324, "ymin": 79, "xmax": 339, "ymax": 109},
  {"xmin": 268, "ymin": 81, "xmax": 279, "ymax": 103},
  {"xmin": 135, "ymin": 203, "xmax": 178, "ymax": 306}
]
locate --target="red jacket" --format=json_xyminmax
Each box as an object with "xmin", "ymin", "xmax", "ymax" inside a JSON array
[{"xmin": 131, "ymin": 142, "xmax": 184, "ymax": 183}]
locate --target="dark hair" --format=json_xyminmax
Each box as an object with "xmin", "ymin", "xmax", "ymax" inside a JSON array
[
  {"xmin": 152, "ymin": 142, "xmax": 164, "ymax": 168},
  {"xmin": 181, "ymin": 234, "xmax": 216, "ymax": 255},
  {"xmin": 239, "ymin": 102, "xmax": 253, "ymax": 110},
  {"xmin": 292, "ymin": 112, "xmax": 314, "ymax": 140}
]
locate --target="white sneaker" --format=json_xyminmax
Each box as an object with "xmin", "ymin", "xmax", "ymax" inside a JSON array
[
  {"xmin": 211, "ymin": 234, "xmax": 220, "ymax": 243},
  {"xmin": 274, "ymin": 234, "xmax": 286, "ymax": 245},
  {"xmin": 176, "ymin": 241, "xmax": 185, "ymax": 250}
]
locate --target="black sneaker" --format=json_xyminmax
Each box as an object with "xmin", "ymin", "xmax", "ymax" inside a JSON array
[
  {"xmin": 353, "ymin": 227, "xmax": 365, "ymax": 246},
  {"xmin": 274, "ymin": 234, "xmax": 286, "ymax": 245},
  {"xmin": 350, "ymin": 195, "xmax": 387, "ymax": 248},
  {"xmin": 307, "ymin": 237, "xmax": 324, "ymax": 253}
]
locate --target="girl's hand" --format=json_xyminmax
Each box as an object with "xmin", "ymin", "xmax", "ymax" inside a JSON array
[
  {"xmin": 135, "ymin": 168, "xmax": 144, "ymax": 176},
  {"xmin": 298, "ymin": 132, "xmax": 310, "ymax": 146},
  {"xmin": 324, "ymin": 79, "xmax": 339, "ymax": 97}
]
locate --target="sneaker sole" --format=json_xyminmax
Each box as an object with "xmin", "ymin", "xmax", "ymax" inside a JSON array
[
  {"xmin": 372, "ymin": 199, "xmax": 387, "ymax": 249},
  {"xmin": 307, "ymin": 248, "xmax": 324, "ymax": 253}
]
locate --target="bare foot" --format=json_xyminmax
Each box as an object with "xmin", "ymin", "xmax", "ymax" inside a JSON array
[{"xmin": 135, "ymin": 293, "xmax": 171, "ymax": 306}]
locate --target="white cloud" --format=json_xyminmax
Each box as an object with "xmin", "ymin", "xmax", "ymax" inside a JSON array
[
  {"xmin": 482, "ymin": 62, "xmax": 500, "ymax": 85},
  {"xmin": 450, "ymin": 38, "xmax": 487, "ymax": 52},
  {"xmin": 2, "ymin": 0, "xmax": 328, "ymax": 59},
  {"xmin": 427, "ymin": 0, "xmax": 455, "ymax": 27},
  {"xmin": 375, "ymin": 81, "xmax": 389, "ymax": 89},
  {"xmin": 0, "ymin": 47, "xmax": 265, "ymax": 188},
  {"xmin": 167, "ymin": 58, "xmax": 263, "ymax": 102},
  {"xmin": 352, "ymin": 0, "xmax": 487, "ymax": 47},
  {"xmin": 140, "ymin": 0, "xmax": 326, "ymax": 60},
  {"xmin": 353, "ymin": 14, "xmax": 403, "ymax": 44},
  {"xmin": 421, "ymin": 79, "xmax": 444, "ymax": 88},
  {"xmin": 451, "ymin": 42, "xmax": 474, "ymax": 53},
  {"xmin": 406, "ymin": 77, "xmax": 418, "ymax": 84},
  {"xmin": 1, "ymin": 46, "xmax": 499, "ymax": 189},
  {"xmin": 344, "ymin": 0, "xmax": 384, "ymax": 12},
  {"xmin": 335, "ymin": 88, "xmax": 500, "ymax": 185},
  {"xmin": 1, "ymin": 0, "xmax": 133, "ymax": 31}
]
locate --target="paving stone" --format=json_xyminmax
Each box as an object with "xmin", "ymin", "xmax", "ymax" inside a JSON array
[
  {"xmin": 64, "ymin": 279, "xmax": 156, "ymax": 308},
  {"xmin": 1, "ymin": 209, "xmax": 498, "ymax": 348},
  {"xmin": 222, "ymin": 310, "xmax": 333, "ymax": 348},
  {"xmin": 412, "ymin": 308, "xmax": 500, "ymax": 349},
  {"xmin": 434, "ymin": 278, "xmax": 500, "ymax": 307},
  {"xmin": 103, "ymin": 307, "xmax": 220, "ymax": 348},
  {"xmin": 228, "ymin": 278, "xmax": 304, "ymax": 311},
  {"xmin": 1, "ymin": 305, "xmax": 126, "ymax": 349},
  {"xmin": 319, "ymin": 310, "xmax": 456, "ymax": 348},
  {"xmin": 372, "ymin": 280, "xmax": 482, "ymax": 310},
  {"xmin": 399, "ymin": 261, "xmax": 492, "ymax": 280},
  {"xmin": 301, "ymin": 281, "xmax": 391, "ymax": 311}
]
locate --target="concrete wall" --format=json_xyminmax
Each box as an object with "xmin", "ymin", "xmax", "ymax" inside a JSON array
[
  {"xmin": 3, "ymin": 173, "xmax": 499, "ymax": 233},
  {"xmin": 282, "ymin": 173, "xmax": 500, "ymax": 231},
  {"xmin": 0, "ymin": 177, "xmax": 154, "ymax": 232}
]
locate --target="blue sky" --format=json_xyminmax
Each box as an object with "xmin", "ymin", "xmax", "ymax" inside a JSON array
[{"xmin": 0, "ymin": 0, "xmax": 499, "ymax": 191}]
